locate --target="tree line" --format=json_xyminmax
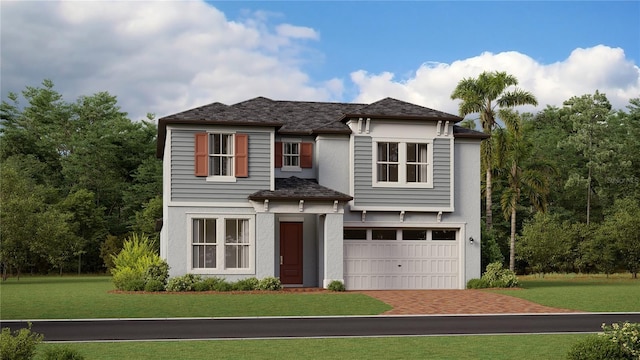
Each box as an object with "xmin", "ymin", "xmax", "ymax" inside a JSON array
[
  {"xmin": 452, "ymin": 72, "xmax": 640, "ymax": 277},
  {"xmin": 1, "ymin": 80, "xmax": 162, "ymax": 278}
]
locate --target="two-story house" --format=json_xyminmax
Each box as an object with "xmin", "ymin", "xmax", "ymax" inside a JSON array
[{"xmin": 156, "ymin": 97, "xmax": 488, "ymax": 290}]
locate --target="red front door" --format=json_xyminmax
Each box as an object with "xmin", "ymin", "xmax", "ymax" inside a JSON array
[{"xmin": 280, "ymin": 222, "xmax": 303, "ymax": 285}]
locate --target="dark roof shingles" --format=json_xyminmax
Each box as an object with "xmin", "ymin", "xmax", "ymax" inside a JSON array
[
  {"xmin": 157, "ymin": 96, "xmax": 464, "ymax": 156},
  {"xmin": 248, "ymin": 177, "xmax": 353, "ymax": 201}
]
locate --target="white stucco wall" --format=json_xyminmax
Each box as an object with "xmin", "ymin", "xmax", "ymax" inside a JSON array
[
  {"xmin": 322, "ymin": 213, "xmax": 344, "ymax": 287},
  {"xmin": 316, "ymin": 135, "xmax": 350, "ymax": 194},
  {"xmin": 449, "ymin": 139, "xmax": 482, "ymax": 283}
]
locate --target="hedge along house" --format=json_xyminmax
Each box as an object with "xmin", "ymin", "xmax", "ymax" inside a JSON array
[{"xmin": 156, "ymin": 97, "xmax": 489, "ymax": 289}]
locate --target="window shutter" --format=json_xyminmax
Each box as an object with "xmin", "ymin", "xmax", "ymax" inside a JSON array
[
  {"xmin": 235, "ymin": 133, "xmax": 248, "ymax": 177},
  {"xmin": 274, "ymin": 141, "xmax": 283, "ymax": 168},
  {"xmin": 194, "ymin": 133, "xmax": 208, "ymax": 177},
  {"xmin": 301, "ymin": 142, "xmax": 313, "ymax": 168}
]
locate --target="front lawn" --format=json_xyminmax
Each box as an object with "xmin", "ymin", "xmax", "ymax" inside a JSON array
[
  {"xmin": 37, "ymin": 334, "xmax": 586, "ymax": 360},
  {"xmin": 0, "ymin": 276, "xmax": 390, "ymax": 320},
  {"xmin": 490, "ymin": 274, "xmax": 640, "ymax": 312}
]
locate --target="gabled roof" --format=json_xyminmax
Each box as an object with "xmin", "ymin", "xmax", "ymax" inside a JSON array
[
  {"xmin": 342, "ymin": 97, "xmax": 462, "ymax": 122},
  {"xmin": 248, "ymin": 177, "xmax": 353, "ymax": 202},
  {"xmin": 156, "ymin": 96, "xmax": 463, "ymax": 157}
]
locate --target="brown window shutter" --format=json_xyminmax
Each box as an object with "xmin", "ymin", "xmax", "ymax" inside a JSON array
[
  {"xmin": 235, "ymin": 133, "xmax": 248, "ymax": 177},
  {"xmin": 301, "ymin": 142, "xmax": 313, "ymax": 168},
  {"xmin": 274, "ymin": 141, "xmax": 283, "ymax": 168},
  {"xmin": 194, "ymin": 133, "xmax": 208, "ymax": 177}
]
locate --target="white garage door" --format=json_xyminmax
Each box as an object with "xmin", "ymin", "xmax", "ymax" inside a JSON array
[{"xmin": 343, "ymin": 228, "xmax": 459, "ymax": 290}]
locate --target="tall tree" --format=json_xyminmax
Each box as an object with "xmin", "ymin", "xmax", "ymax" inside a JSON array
[
  {"xmin": 494, "ymin": 110, "xmax": 553, "ymax": 271},
  {"xmin": 450, "ymin": 71, "xmax": 538, "ymax": 229},
  {"xmin": 561, "ymin": 91, "xmax": 611, "ymax": 224}
]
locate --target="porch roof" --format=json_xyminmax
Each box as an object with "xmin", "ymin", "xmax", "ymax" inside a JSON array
[{"xmin": 248, "ymin": 177, "xmax": 353, "ymax": 202}]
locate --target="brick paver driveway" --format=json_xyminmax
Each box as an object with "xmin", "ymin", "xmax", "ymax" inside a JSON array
[{"xmin": 358, "ymin": 290, "xmax": 578, "ymax": 315}]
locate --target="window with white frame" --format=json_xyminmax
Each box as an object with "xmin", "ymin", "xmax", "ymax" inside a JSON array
[
  {"xmin": 374, "ymin": 140, "xmax": 432, "ymax": 187},
  {"xmin": 209, "ymin": 133, "xmax": 234, "ymax": 176},
  {"xmin": 376, "ymin": 142, "xmax": 399, "ymax": 182},
  {"xmin": 191, "ymin": 216, "xmax": 253, "ymax": 271},
  {"xmin": 224, "ymin": 219, "xmax": 250, "ymax": 268},
  {"xmin": 192, "ymin": 219, "xmax": 217, "ymax": 268},
  {"xmin": 283, "ymin": 142, "xmax": 300, "ymax": 168},
  {"xmin": 406, "ymin": 143, "xmax": 428, "ymax": 183}
]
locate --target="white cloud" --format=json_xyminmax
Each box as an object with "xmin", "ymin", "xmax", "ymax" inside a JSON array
[
  {"xmin": 351, "ymin": 45, "xmax": 640, "ymax": 117},
  {"xmin": 276, "ymin": 24, "xmax": 319, "ymax": 40},
  {"xmin": 0, "ymin": 1, "xmax": 339, "ymax": 121}
]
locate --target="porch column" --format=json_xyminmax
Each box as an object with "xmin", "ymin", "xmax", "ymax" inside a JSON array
[
  {"xmin": 322, "ymin": 213, "xmax": 344, "ymax": 288},
  {"xmin": 255, "ymin": 213, "xmax": 275, "ymax": 278}
]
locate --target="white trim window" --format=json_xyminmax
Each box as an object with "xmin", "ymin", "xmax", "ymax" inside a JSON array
[
  {"xmin": 209, "ymin": 133, "xmax": 234, "ymax": 177},
  {"xmin": 374, "ymin": 139, "xmax": 433, "ymax": 188},
  {"xmin": 190, "ymin": 215, "xmax": 254, "ymax": 273},
  {"xmin": 282, "ymin": 141, "xmax": 301, "ymax": 171},
  {"xmin": 406, "ymin": 143, "xmax": 428, "ymax": 183},
  {"xmin": 376, "ymin": 142, "xmax": 399, "ymax": 182}
]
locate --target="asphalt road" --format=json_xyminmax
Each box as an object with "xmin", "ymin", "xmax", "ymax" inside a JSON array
[{"xmin": 3, "ymin": 313, "xmax": 640, "ymax": 342}]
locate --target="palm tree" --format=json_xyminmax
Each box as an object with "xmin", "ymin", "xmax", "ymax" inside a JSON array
[
  {"xmin": 450, "ymin": 71, "xmax": 538, "ymax": 230},
  {"xmin": 495, "ymin": 109, "xmax": 554, "ymax": 271}
]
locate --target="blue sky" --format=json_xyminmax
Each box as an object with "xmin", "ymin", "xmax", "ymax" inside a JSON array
[{"xmin": 1, "ymin": 1, "xmax": 638, "ymax": 120}]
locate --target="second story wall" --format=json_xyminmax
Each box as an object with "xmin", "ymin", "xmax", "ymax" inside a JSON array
[
  {"xmin": 169, "ymin": 126, "xmax": 272, "ymax": 204},
  {"xmin": 349, "ymin": 119, "xmax": 453, "ymax": 212}
]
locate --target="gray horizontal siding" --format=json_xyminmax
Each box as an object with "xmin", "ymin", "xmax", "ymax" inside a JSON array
[
  {"xmin": 353, "ymin": 136, "xmax": 451, "ymax": 208},
  {"xmin": 171, "ymin": 129, "xmax": 271, "ymax": 203}
]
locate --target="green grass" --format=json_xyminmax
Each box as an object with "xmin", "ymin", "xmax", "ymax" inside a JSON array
[
  {"xmin": 490, "ymin": 274, "xmax": 640, "ymax": 312},
  {"xmin": 38, "ymin": 334, "xmax": 586, "ymax": 360},
  {"xmin": 0, "ymin": 276, "xmax": 390, "ymax": 320}
]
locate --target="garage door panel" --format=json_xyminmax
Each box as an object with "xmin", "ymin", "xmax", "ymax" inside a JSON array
[{"xmin": 344, "ymin": 236, "xmax": 460, "ymax": 290}]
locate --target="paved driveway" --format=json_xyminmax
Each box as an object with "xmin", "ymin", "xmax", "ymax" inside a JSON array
[{"xmin": 357, "ymin": 290, "xmax": 578, "ymax": 315}]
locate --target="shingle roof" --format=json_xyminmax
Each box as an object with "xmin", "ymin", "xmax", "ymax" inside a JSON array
[
  {"xmin": 248, "ymin": 177, "xmax": 353, "ymax": 202},
  {"xmin": 343, "ymin": 97, "xmax": 462, "ymax": 121},
  {"xmin": 157, "ymin": 96, "xmax": 463, "ymax": 157},
  {"xmin": 452, "ymin": 126, "xmax": 491, "ymax": 139}
]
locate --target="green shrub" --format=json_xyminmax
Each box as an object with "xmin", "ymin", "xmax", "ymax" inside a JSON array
[
  {"xmin": 482, "ymin": 262, "xmax": 519, "ymax": 288},
  {"xmin": 166, "ymin": 274, "xmax": 202, "ymax": 292},
  {"xmin": 0, "ymin": 325, "xmax": 43, "ymax": 360},
  {"xmin": 327, "ymin": 280, "xmax": 345, "ymax": 291},
  {"xmin": 202, "ymin": 277, "xmax": 225, "ymax": 291},
  {"xmin": 112, "ymin": 267, "xmax": 145, "ymax": 291},
  {"xmin": 466, "ymin": 278, "xmax": 490, "ymax": 289},
  {"xmin": 144, "ymin": 279, "xmax": 165, "ymax": 292},
  {"xmin": 110, "ymin": 233, "xmax": 169, "ymax": 291},
  {"xmin": 212, "ymin": 280, "xmax": 233, "ymax": 292},
  {"xmin": 144, "ymin": 261, "xmax": 169, "ymax": 286},
  {"xmin": 257, "ymin": 276, "xmax": 282, "ymax": 291},
  {"xmin": 233, "ymin": 277, "xmax": 259, "ymax": 291},
  {"xmin": 41, "ymin": 346, "xmax": 86, "ymax": 360},
  {"xmin": 566, "ymin": 334, "xmax": 630, "ymax": 360},
  {"xmin": 602, "ymin": 322, "xmax": 640, "ymax": 359}
]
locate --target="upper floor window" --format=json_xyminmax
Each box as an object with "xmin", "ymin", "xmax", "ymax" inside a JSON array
[
  {"xmin": 377, "ymin": 142, "xmax": 399, "ymax": 182},
  {"xmin": 194, "ymin": 132, "xmax": 248, "ymax": 181},
  {"xmin": 275, "ymin": 141, "xmax": 313, "ymax": 171},
  {"xmin": 406, "ymin": 143, "xmax": 428, "ymax": 183},
  {"xmin": 374, "ymin": 140, "xmax": 432, "ymax": 187},
  {"xmin": 283, "ymin": 142, "xmax": 300, "ymax": 169},
  {"xmin": 210, "ymin": 133, "xmax": 233, "ymax": 176}
]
